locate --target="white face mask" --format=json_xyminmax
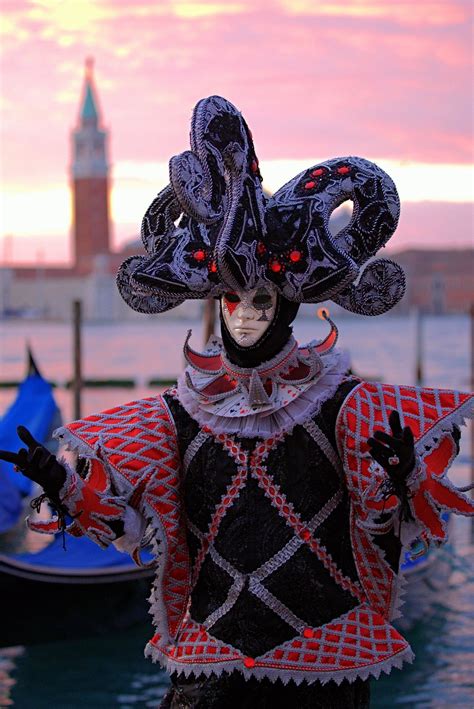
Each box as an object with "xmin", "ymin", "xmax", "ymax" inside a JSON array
[{"xmin": 221, "ymin": 285, "xmax": 278, "ymax": 347}]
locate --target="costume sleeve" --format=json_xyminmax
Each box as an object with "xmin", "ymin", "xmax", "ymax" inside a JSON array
[
  {"xmin": 336, "ymin": 382, "xmax": 473, "ymax": 620},
  {"xmin": 27, "ymin": 394, "xmax": 181, "ymax": 567},
  {"xmin": 337, "ymin": 382, "xmax": 474, "ymax": 545}
]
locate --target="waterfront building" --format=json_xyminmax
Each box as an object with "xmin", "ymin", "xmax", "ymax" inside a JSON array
[{"xmin": 71, "ymin": 57, "xmax": 111, "ymax": 276}]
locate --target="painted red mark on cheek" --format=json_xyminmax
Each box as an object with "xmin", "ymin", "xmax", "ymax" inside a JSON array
[{"xmin": 224, "ymin": 298, "xmax": 238, "ymax": 316}]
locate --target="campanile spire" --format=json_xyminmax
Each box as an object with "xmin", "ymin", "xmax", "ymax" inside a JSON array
[{"xmin": 71, "ymin": 58, "xmax": 111, "ymax": 274}]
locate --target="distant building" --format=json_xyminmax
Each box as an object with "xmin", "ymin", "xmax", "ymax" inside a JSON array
[
  {"xmin": 391, "ymin": 248, "xmax": 474, "ymax": 314},
  {"xmin": 71, "ymin": 57, "xmax": 111, "ymax": 275},
  {"xmin": 1, "ymin": 60, "xmax": 177, "ymax": 321}
]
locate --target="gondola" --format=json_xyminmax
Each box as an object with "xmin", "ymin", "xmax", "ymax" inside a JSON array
[
  {"xmin": 0, "ymin": 349, "xmax": 154, "ymax": 647},
  {"xmin": 0, "ymin": 532, "xmax": 154, "ymax": 647},
  {"xmin": 0, "ymin": 349, "xmax": 61, "ymax": 534}
]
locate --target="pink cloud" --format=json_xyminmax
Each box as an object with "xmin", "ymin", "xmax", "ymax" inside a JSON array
[
  {"xmin": 0, "ymin": 0, "xmax": 472, "ymax": 261},
  {"xmin": 2, "ymin": 2, "xmax": 472, "ymax": 169}
]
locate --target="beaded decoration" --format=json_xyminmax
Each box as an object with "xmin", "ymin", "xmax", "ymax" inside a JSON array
[{"xmin": 117, "ymin": 95, "xmax": 405, "ymax": 317}]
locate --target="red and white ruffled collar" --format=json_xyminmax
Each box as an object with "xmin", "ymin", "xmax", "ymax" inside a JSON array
[{"xmin": 176, "ymin": 330, "xmax": 352, "ymax": 438}]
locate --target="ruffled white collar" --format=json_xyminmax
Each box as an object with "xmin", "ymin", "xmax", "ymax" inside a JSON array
[{"xmin": 176, "ymin": 334, "xmax": 351, "ymax": 438}]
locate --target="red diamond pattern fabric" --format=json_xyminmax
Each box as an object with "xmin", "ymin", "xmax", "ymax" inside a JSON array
[
  {"xmin": 46, "ymin": 383, "xmax": 472, "ymax": 685},
  {"xmin": 55, "ymin": 395, "xmax": 188, "ymax": 639},
  {"xmin": 150, "ymin": 619, "xmax": 242, "ymax": 666},
  {"xmin": 147, "ymin": 604, "xmax": 412, "ymax": 685},
  {"xmin": 262, "ymin": 605, "xmax": 408, "ymax": 673},
  {"xmin": 337, "ymin": 382, "xmax": 473, "ymax": 617}
]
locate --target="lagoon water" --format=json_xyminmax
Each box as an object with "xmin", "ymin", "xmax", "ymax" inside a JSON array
[{"xmin": 0, "ymin": 314, "xmax": 473, "ymax": 707}]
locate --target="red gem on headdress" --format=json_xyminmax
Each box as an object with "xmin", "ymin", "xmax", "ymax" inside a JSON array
[
  {"xmin": 243, "ymin": 657, "xmax": 256, "ymax": 668},
  {"xmin": 208, "ymin": 260, "xmax": 218, "ymax": 273},
  {"xmin": 304, "ymin": 181, "xmax": 316, "ymax": 190},
  {"xmin": 270, "ymin": 260, "xmax": 282, "ymax": 273},
  {"xmin": 303, "ymin": 628, "xmax": 313, "ymax": 638},
  {"xmin": 337, "ymin": 166, "xmax": 350, "ymax": 175},
  {"xmin": 193, "ymin": 250, "xmax": 206, "ymax": 262},
  {"xmin": 311, "ymin": 168, "xmax": 324, "ymax": 177},
  {"xmin": 289, "ymin": 250, "xmax": 302, "ymax": 263},
  {"xmin": 257, "ymin": 241, "xmax": 266, "ymax": 255},
  {"xmin": 251, "ymin": 159, "xmax": 259, "ymax": 174}
]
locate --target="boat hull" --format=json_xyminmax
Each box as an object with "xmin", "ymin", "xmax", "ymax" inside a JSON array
[{"xmin": 0, "ymin": 560, "xmax": 153, "ymax": 648}]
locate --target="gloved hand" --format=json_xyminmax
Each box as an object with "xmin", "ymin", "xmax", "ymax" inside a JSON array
[
  {"xmin": 367, "ymin": 410, "xmax": 416, "ymax": 483},
  {"xmin": 1, "ymin": 426, "xmax": 127, "ymax": 543},
  {"xmin": 367, "ymin": 410, "xmax": 416, "ymax": 523},
  {"xmin": 0, "ymin": 425, "xmax": 66, "ymax": 497}
]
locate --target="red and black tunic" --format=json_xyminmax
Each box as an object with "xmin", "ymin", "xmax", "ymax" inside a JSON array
[{"xmin": 32, "ymin": 378, "xmax": 473, "ymax": 705}]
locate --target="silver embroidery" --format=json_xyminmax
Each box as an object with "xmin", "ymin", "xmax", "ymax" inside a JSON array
[
  {"xmin": 187, "ymin": 487, "xmax": 345, "ymax": 630},
  {"xmin": 183, "ymin": 430, "xmax": 210, "ymax": 474},
  {"xmin": 303, "ymin": 419, "xmax": 341, "ymax": 472},
  {"xmin": 204, "ymin": 577, "xmax": 246, "ymax": 630},
  {"xmin": 248, "ymin": 577, "xmax": 305, "ymax": 632},
  {"xmin": 252, "ymin": 487, "xmax": 344, "ymax": 581}
]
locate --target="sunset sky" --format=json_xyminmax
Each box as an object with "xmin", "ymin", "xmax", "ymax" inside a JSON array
[{"xmin": 0, "ymin": 0, "xmax": 472, "ymax": 264}]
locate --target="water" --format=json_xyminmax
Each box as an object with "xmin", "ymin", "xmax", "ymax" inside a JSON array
[{"xmin": 0, "ymin": 314, "xmax": 473, "ymax": 707}]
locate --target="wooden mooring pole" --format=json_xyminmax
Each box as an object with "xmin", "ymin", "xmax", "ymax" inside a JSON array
[
  {"xmin": 73, "ymin": 299, "xmax": 82, "ymax": 420},
  {"xmin": 415, "ymin": 308, "xmax": 423, "ymax": 387}
]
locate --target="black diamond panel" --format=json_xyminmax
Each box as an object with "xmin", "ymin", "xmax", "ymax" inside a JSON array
[
  {"xmin": 213, "ymin": 476, "xmax": 293, "ymax": 574},
  {"xmin": 183, "ymin": 438, "xmax": 236, "ymax": 533},
  {"xmin": 190, "ymin": 555, "xmax": 233, "ymax": 625},
  {"xmin": 163, "ymin": 392, "xmax": 201, "ymax": 463},
  {"xmin": 264, "ymin": 544, "xmax": 358, "ymax": 628},
  {"xmin": 266, "ymin": 426, "xmax": 340, "ymax": 524},
  {"xmin": 185, "ymin": 526, "xmax": 201, "ymax": 568},
  {"xmin": 313, "ymin": 491, "xmax": 359, "ymax": 582},
  {"xmin": 210, "ymin": 584, "xmax": 295, "ymax": 656}
]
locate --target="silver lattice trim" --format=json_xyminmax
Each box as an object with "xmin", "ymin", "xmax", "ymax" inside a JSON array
[
  {"xmin": 303, "ymin": 419, "xmax": 342, "ymax": 473},
  {"xmin": 186, "ymin": 486, "xmax": 345, "ymax": 631},
  {"xmin": 183, "ymin": 430, "xmax": 210, "ymax": 475}
]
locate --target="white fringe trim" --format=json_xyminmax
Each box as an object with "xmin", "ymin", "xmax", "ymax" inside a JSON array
[
  {"xmin": 176, "ymin": 350, "xmax": 351, "ymax": 438},
  {"xmin": 53, "ymin": 425, "xmax": 97, "ymax": 458},
  {"xmin": 113, "ymin": 506, "xmax": 147, "ymax": 554},
  {"xmin": 417, "ymin": 395, "xmax": 473, "ymax": 456},
  {"xmin": 144, "ymin": 640, "xmax": 414, "ymax": 686},
  {"xmin": 142, "ymin": 500, "xmax": 174, "ymax": 647}
]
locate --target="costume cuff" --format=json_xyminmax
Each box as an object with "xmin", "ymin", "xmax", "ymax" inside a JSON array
[
  {"xmin": 358, "ymin": 457, "xmax": 423, "ymax": 537},
  {"xmin": 54, "ymin": 457, "xmax": 127, "ymax": 548},
  {"xmin": 57, "ymin": 458, "xmax": 86, "ymax": 514},
  {"xmin": 113, "ymin": 506, "xmax": 147, "ymax": 554}
]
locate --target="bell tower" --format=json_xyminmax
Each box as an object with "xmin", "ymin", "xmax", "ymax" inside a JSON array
[{"xmin": 71, "ymin": 58, "xmax": 110, "ymax": 274}]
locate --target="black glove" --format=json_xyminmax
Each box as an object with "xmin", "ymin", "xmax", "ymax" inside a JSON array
[
  {"xmin": 1, "ymin": 426, "xmax": 126, "ymax": 543},
  {"xmin": 367, "ymin": 410, "xmax": 416, "ymax": 524},
  {"xmin": 0, "ymin": 425, "xmax": 66, "ymax": 497}
]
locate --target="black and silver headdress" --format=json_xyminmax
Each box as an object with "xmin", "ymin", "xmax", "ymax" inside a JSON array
[{"xmin": 117, "ymin": 95, "xmax": 405, "ymax": 316}]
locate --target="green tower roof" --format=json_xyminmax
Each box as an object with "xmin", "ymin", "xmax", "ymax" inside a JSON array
[
  {"xmin": 81, "ymin": 82, "xmax": 98, "ymax": 121},
  {"xmin": 80, "ymin": 58, "xmax": 99, "ymax": 124}
]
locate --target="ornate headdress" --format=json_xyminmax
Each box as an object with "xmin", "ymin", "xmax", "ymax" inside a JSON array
[{"xmin": 117, "ymin": 95, "xmax": 405, "ymax": 316}]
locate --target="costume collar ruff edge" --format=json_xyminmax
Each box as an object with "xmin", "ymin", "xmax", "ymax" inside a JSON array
[{"xmin": 177, "ymin": 331, "xmax": 352, "ymax": 438}]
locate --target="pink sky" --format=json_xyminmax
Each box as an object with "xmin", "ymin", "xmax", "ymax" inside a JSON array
[{"xmin": 0, "ymin": 0, "xmax": 473, "ymax": 264}]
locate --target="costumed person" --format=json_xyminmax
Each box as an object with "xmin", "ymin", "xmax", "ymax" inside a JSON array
[{"xmin": 1, "ymin": 96, "xmax": 473, "ymax": 709}]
